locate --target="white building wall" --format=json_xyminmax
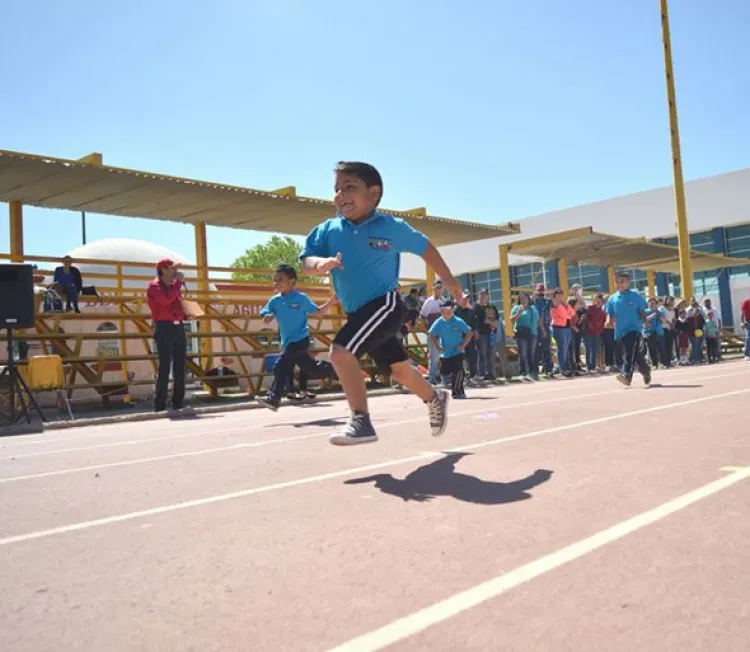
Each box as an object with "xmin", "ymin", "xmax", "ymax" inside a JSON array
[{"xmin": 401, "ymin": 167, "xmax": 750, "ymax": 278}]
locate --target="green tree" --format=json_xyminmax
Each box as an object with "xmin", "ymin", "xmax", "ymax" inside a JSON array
[{"xmin": 231, "ymin": 235, "xmax": 314, "ymax": 282}]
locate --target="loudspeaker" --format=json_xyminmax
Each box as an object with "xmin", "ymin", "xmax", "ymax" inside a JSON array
[{"xmin": 0, "ymin": 263, "xmax": 35, "ymax": 329}]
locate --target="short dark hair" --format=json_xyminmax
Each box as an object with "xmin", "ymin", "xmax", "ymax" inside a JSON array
[
  {"xmin": 335, "ymin": 161, "xmax": 383, "ymax": 206},
  {"xmin": 615, "ymin": 271, "xmax": 630, "ymax": 280},
  {"xmin": 275, "ymin": 264, "xmax": 297, "ymax": 280}
]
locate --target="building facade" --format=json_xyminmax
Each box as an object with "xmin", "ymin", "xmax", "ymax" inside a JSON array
[{"xmin": 401, "ymin": 168, "xmax": 750, "ymax": 329}]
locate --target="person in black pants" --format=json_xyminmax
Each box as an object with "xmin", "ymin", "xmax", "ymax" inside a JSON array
[
  {"xmin": 146, "ymin": 259, "xmax": 188, "ymax": 412},
  {"xmin": 256, "ymin": 265, "xmax": 339, "ymax": 411}
]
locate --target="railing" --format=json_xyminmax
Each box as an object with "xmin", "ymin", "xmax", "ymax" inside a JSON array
[{"xmin": 0, "ymin": 253, "xmax": 432, "ymax": 409}]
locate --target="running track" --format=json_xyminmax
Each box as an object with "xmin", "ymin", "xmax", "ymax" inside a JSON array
[{"xmin": 1, "ymin": 361, "xmax": 749, "ymax": 651}]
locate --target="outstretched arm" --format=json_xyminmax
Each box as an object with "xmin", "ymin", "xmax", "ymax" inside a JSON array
[{"xmin": 311, "ymin": 295, "xmax": 339, "ymax": 317}]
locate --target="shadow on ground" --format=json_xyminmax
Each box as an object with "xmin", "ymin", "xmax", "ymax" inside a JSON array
[{"xmin": 345, "ymin": 452, "xmax": 553, "ymax": 504}]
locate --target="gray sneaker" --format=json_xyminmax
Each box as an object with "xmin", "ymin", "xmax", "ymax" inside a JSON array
[
  {"xmin": 329, "ymin": 413, "xmax": 378, "ymax": 446},
  {"xmin": 427, "ymin": 388, "xmax": 449, "ymax": 437}
]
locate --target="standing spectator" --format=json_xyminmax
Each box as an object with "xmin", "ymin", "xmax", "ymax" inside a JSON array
[
  {"xmin": 510, "ymin": 292, "xmax": 538, "ymax": 381},
  {"xmin": 533, "ymin": 284, "xmax": 553, "ymax": 377},
  {"xmin": 642, "ymin": 298, "xmax": 666, "ymax": 368},
  {"xmin": 702, "ymin": 298, "xmax": 723, "ymax": 360},
  {"xmin": 704, "ymin": 311, "xmax": 720, "ymax": 363},
  {"xmin": 674, "ymin": 308, "xmax": 691, "ymax": 365},
  {"xmin": 146, "ymin": 259, "xmax": 188, "ymax": 413},
  {"xmin": 473, "ymin": 289, "xmax": 499, "ymax": 381},
  {"xmin": 741, "ymin": 291, "xmax": 750, "ymax": 361},
  {"xmin": 419, "ymin": 281, "xmax": 444, "ymax": 384},
  {"xmin": 53, "ymin": 255, "xmax": 83, "ymax": 313},
  {"xmin": 661, "ymin": 296, "xmax": 676, "ymax": 367},
  {"xmin": 550, "ymin": 288, "xmax": 574, "ymax": 378},
  {"xmin": 584, "ymin": 294, "xmax": 606, "ymax": 373},
  {"xmin": 455, "ymin": 290, "xmax": 479, "ymax": 382},
  {"xmin": 403, "ymin": 288, "xmax": 420, "ymax": 328},
  {"xmin": 569, "ymin": 284, "xmax": 587, "ymax": 372},
  {"xmin": 687, "ymin": 306, "xmax": 705, "ymax": 364}
]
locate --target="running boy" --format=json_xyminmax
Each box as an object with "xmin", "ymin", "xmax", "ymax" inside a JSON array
[
  {"xmin": 257, "ymin": 264, "xmax": 339, "ymax": 411},
  {"xmin": 300, "ymin": 161, "xmax": 464, "ymax": 445},
  {"xmin": 429, "ymin": 299, "xmax": 473, "ymax": 399},
  {"xmin": 605, "ymin": 271, "xmax": 650, "ymax": 387}
]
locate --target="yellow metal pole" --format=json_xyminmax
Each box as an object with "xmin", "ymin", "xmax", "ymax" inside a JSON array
[
  {"xmin": 9, "ymin": 201, "xmax": 24, "ymax": 262},
  {"xmin": 646, "ymin": 269, "xmax": 656, "ymax": 298},
  {"xmin": 607, "ymin": 266, "xmax": 616, "ymax": 294},
  {"xmin": 557, "ymin": 259, "xmax": 569, "ymax": 295},
  {"xmin": 660, "ymin": 0, "xmax": 693, "ymax": 300},
  {"xmin": 194, "ymin": 222, "xmax": 214, "ymax": 376},
  {"xmin": 116, "ymin": 263, "xmax": 131, "ymax": 404},
  {"xmin": 425, "ymin": 263, "xmax": 435, "ymax": 291},
  {"xmin": 499, "ymin": 245, "xmax": 513, "ymax": 338}
]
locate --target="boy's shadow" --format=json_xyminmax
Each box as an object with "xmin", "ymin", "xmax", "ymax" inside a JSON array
[{"xmin": 345, "ymin": 452, "xmax": 553, "ymax": 505}]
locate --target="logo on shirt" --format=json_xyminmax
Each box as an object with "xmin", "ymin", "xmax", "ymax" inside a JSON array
[
  {"xmin": 368, "ymin": 236, "xmax": 392, "ymax": 251},
  {"xmin": 285, "ymin": 302, "xmax": 302, "ymax": 310}
]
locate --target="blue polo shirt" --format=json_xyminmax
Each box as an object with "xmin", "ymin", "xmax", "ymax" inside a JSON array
[
  {"xmin": 300, "ymin": 211, "xmax": 429, "ymax": 314},
  {"xmin": 642, "ymin": 308, "xmax": 665, "ymax": 337},
  {"xmin": 605, "ymin": 290, "xmax": 647, "ymax": 340},
  {"xmin": 429, "ymin": 315, "xmax": 472, "ymax": 358},
  {"xmin": 511, "ymin": 304, "xmax": 539, "ymax": 333},
  {"xmin": 260, "ymin": 289, "xmax": 318, "ymax": 349}
]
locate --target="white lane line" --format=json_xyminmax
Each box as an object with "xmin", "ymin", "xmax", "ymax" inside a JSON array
[
  {"xmin": 3, "ymin": 363, "xmax": 742, "ymax": 449},
  {"xmin": 4, "ymin": 368, "xmax": 745, "ymax": 462},
  {"xmin": 326, "ymin": 465, "xmax": 750, "ymax": 652},
  {"xmin": 0, "ymin": 433, "xmax": 327, "ymax": 483},
  {"xmin": 1, "ymin": 388, "xmax": 746, "ymax": 546}
]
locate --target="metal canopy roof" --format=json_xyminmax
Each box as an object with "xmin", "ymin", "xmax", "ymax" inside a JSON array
[
  {"xmin": 0, "ymin": 149, "xmax": 519, "ymax": 247},
  {"xmin": 508, "ymin": 227, "xmax": 750, "ymax": 274}
]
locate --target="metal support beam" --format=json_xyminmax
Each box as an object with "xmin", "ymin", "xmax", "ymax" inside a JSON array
[
  {"xmin": 647, "ymin": 269, "xmax": 656, "ymax": 298},
  {"xmin": 660, "ymin": 0, "xmax": 693, "ymax": 300},
  {"xmin": 499, "ymin": 245, "xmax": 513, "ymax": 338},
  {"xmin": 9, "ymin": 201, "xmax": 23, "ymax": 262},
  {"xmin": 557, "ymin": 259, "xmax": 569, "ymax": 295},
  {"xmin": 425, "ymin": 263, "xmax": 435, "ymax": 291},
  {"xmin": 712, "ymin": 227, "xmax": 734, "ymax": 327},
  {"xmin": 607, "ymin": 266, "xmax": 615, "ymax": 294},
  {"xmin": 194, "ymin": 222, "xmax": 214, "ymax": 376}
]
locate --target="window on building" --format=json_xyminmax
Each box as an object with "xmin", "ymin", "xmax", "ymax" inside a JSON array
[
  {"xmin": 726, "ymin": 223, "xmax": 750, "ymax": 279},
  {"xmin": 512, "ymin": 263, "xmax": 544, "ymax": 291},
  {"xmin": 468, "ymin": 269, "xmax": 504, "ymax": 316},
  {"xmin": 566, "ymin": 263, "xmax": 604, "ymax": 292}
]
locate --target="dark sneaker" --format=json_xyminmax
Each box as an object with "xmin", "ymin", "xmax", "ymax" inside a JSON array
[
  {"xmin": 427, "ymin": 388, "xmax": 449, "ymax": 437},
  {"xmin": 257, "ymin": 395, "xmax": 280, "ymax": 411},
  {"xmin": 329, "ymin": 413, "xmax": 378, "ymax": 446},
  {"xmin": 616, "ymin": 374, "xmax": 632, "ymax": 387},
  {"xmin": 642, "ymin": 367, "xmax": 652, "ymax": 386}
]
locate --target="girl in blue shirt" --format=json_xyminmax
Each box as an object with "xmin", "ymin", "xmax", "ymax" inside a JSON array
[{"xmin": 510, "ymin": 292, "xmax": 539, "ymax": 380}]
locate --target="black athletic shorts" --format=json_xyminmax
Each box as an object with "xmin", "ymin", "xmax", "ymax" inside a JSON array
[
  {"xmin": 333, "ymin": 290, "xmax": 408, "ymax": 370},
  {"xmin": 439, "ymin": 353, "xmax": 464, "ymax": 376}
]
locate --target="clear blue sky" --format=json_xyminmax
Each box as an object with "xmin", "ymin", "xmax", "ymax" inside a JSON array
[{"xmin": 1, "ymin": 0, "xmax": 748, "ymax": 267}]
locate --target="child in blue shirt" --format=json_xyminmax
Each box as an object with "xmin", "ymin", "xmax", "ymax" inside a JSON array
[
  {"xmin": 301, "ymin": 161, "xmax": 464, "ymax": 445},
  {"xmin": 605, "ymin": 271, "xmax": 650, "ymax": 387},
  {"xmin": 429, "ymin": 299, "xmax": 473, "ymax": 399},
  {"xmin": 257, "ymin": 265, "xmax": 338, "ymax": 411},
  {"xmin": 642, "ymin": 298, "xmax": 666, "ymax": 368}
]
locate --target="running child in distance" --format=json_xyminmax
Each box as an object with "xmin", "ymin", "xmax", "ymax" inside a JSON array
[
  {"xmin": 256, "ymin": 264, "xmax": 339, "ymax": 411},
  {"xmin": 605, "ymin": 271, "xmax": 651, "ymax": 387},
  {"xmin": 300, "ymin": 161, "xmax": 465, "ymax": 445},
  {"xmin": 429, "ymin": 299, "xmax": 473, "ymax": 399}
]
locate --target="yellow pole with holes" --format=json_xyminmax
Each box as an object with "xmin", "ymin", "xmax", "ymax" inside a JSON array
[
  {"xmin": 660, "ymin": 0, "xmax": 693, "ymax": 300},
  {"xmin": 499, "ymin": 245, "xmax": 513, "ymax": 338},
  {"xmin": 558, "ymin": 259, "xmax": 569, "ymax": 296}
]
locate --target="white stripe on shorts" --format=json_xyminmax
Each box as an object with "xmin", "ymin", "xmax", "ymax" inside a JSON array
[{"xmin": 346, "ymin": 291, "xmax": 398, "ymax": 356}]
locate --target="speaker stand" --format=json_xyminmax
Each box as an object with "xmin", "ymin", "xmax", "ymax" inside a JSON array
[{"xmin": 0, "ymin": 328, "xmax": 46, "ymax": 426}]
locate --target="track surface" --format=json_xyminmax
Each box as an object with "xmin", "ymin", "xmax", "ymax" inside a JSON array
[{"xmin": 1, "ymin": 362, "xmax": 749, "ymax": 652}]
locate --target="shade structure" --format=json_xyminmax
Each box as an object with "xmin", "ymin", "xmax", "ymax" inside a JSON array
[
  {"xmin": 0, "ymin": 149, "xmax": 519, "ymax": 247},
  {"xmin": 507, "ymin": 227, "xmax": 750, "ymax": 274}
]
